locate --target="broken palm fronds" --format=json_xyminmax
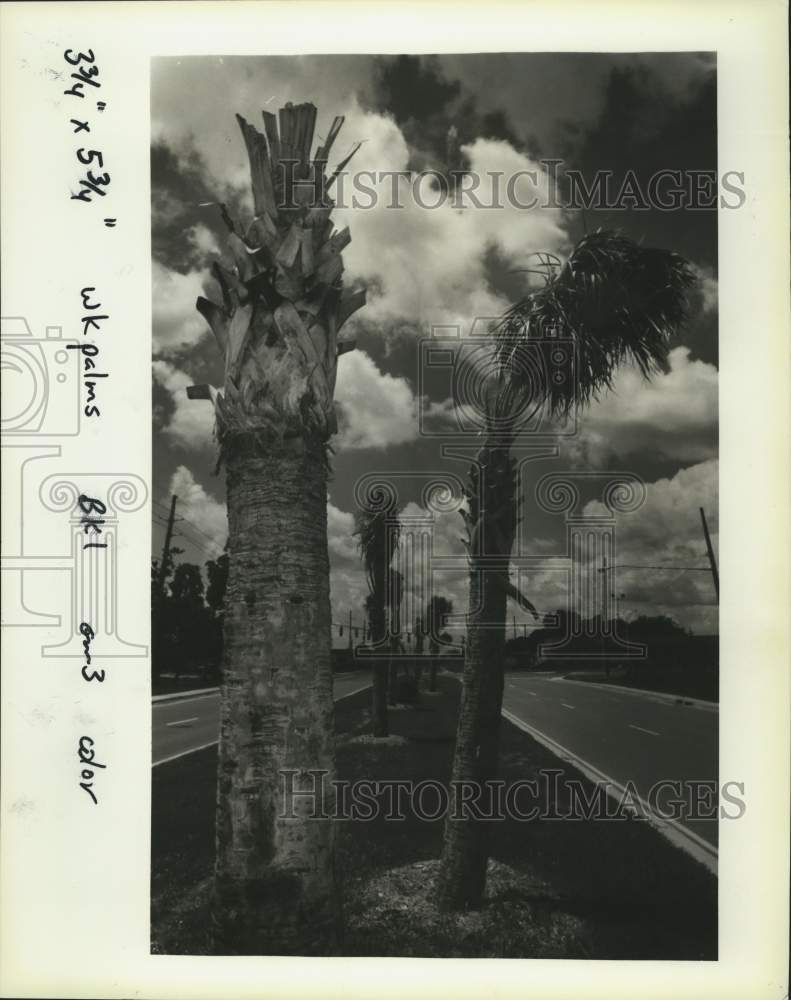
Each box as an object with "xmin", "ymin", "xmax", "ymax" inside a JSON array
[
  {"xmin": 495, "ymin": 229, "xmax": 697, "ymax": 418},
  {"xmin": 190, "ymin": 102, "xmax": 366, "ymax": 452}
]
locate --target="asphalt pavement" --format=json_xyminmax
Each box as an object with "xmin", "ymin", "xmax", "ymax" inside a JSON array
[
  {"xmin": 152, "ymin": 672, "xmax": 370, "ymax": 766},
  {"xmin": 151, "ymin": 668, "xmax": 718, "ymax": 867}
]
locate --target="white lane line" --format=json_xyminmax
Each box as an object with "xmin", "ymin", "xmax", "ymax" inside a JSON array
[
  {"xmin": 153, "ymin": 692, "xmax": 220, "ymax": 710},
  {"xmin": 334, "ymin": 682, "xmax": 371, "ymax": 701},
  {"xmin": 561, "ymin": 703, "xmax": 575, "ymax": 710},
  {"xmin": 153, "ymin": 740, "xmax": 219, "ymax": 767},
  {"xmin": 525, "ymin": 691, "xmax": 537, "ymax": 696},
  {"xmin": 501, "ymin": 707, "xmax": 717, "ymax": 875},
  {"xmin": 166, "ymin": 717, "xmax": 199, "ymax": 728},
  {"xmin": 628, "ymin": 724, "xmax": 661, "ymax": 737},
  {"xmin": 152, "ymin": 681, "xmax": 372, "ymax": 767}
]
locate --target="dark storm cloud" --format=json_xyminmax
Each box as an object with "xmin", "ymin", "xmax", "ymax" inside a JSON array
[
  {"xmin": 557, "ymin": 59, "xmax": 718, "ymax": 364},
  {"xmin": 360, "ymin": 55, "xmax": 522, "ymax": 172}
]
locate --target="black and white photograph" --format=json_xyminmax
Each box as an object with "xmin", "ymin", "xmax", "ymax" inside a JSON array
[
  {"xmin": 150, "ymin": 52, "xmax": 723, "ymax": 958},
  {"xmin": 1, "ymin": 2, "xmax": 788, "ymax": 997}
]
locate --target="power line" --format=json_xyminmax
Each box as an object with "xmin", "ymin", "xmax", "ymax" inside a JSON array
[{"xmin": 600, "ymin": 564, "xmax": 711, "ymax": 572}]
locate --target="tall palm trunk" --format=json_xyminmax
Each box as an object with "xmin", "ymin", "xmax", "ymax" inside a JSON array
[
  {"xmin": 435, "ymin": 231, "xmax": 695, "ymax": 911},
  {"xmin": 387, "ymin": 647, "xmax": 399, "ymax": 704},
  {"xmin": 369, "ymin": 598, "xmax": 389, "ymax": 737},
  {"xmin": 356, "ymin": 512, "xmax": 400, "ymax": 738},
  {"xmin": 190, "ymin": 102, "xmax": 365, "ymax": 952},
  {"xmin": 436, "ymin": 437, "xmax": 515, "ymax": 911},
  {"xmin": 428, "ymin": 642, "xmax": 439, "ymax": 692},
  {"xmin": 215, "ymin": 436, "xmax": 338, "ymax": 952}
]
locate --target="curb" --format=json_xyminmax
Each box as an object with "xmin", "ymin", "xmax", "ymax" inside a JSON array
[
  {"xmin": 554, "ymin": 675, "xmax": 718, "ymax": 712},
  {"xmin": 501, "ymin": 708, "xmax": 718, "ymax": 875}
]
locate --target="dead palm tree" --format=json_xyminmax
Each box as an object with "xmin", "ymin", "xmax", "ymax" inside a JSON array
[
  {"xmin": 436, "ymin": 230, "xmax": 696, "ymax": 911},
  {"xmin": 190, "ymin": 102, "xmax": 365, "ymax": 953},
  {"xmin": 355, "ymin": 506, "xmax": 401, "ymax": 736}
]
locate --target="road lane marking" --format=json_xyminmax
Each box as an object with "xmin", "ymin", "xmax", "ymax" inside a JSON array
[
  {"xmin": 166, "ymin": 717, "xmax": 199, "ymax": 728},
  {"xmin": 629, "ymin": 724, "xmax": 661, "ymax": 736},
  {"xmin": 500, "ymin": 707, "xmax": 717, "ymax": 874},
  {"xmin": 526, "ymin": 691, "xmax": 537, "ymax": 696},
  {"xmin": 548, "ymin": 676, "xmax": 718, "ymax": 712},
  {"xmin": 152, "ymin": 681, "xmax": 372, "ymax": 767},
  {"xmin": 153, "ymin": 692, "xmax": 220, "ymax": 710},
  {"xmin": 334, "ymin": 682, "xmax": 372, "ymax": 701},
  {"xmin": 561, "ymin": 703, "xmax": 575, "ymax": 710},
  {"xmin": 153, "ymin": 740, "xmax": 219, "ymax": 767}
]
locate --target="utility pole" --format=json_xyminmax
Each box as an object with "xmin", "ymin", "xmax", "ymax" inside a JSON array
[
  {"xmin": 699, "ymin": 507, "xmax": 719, "ymax": 601},
  {"xmin": 513, "ymin": 615, "xmax": 517, "ymax": 639},
  {"xmin": 156, "ymin": 494, "xmax": 178, "ymax": 603},
  {"xmin": 348, "ymin": 608, "xmax": 353, "ymax": 652}
]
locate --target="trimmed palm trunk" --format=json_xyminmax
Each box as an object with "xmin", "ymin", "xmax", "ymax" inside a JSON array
[
  {"xmin": 367, "ymin": 595, "xmax": 389, "ymax": 738},
  {"xmin": 356, "ymin": 511, "xmax": 400, "ymax": 738},
  {"xmin": 428, "ymin": 642, "xmax": 439, "ymax": 692},
  {"xmin": 414, "ymin": 615, "xmax": 424, "ymax": 690},
  {"xmin": 436, "ymin": 437, "xmax": 515, "ymax": 911},
  {"xmin": 435, "ymin": 231, "xmax": 695, "ymax": 912},
  {"xmin": 190, "ymin": 102, "xmax": 365, "ymax": 953},
  {"xmin": 215, "ymin": 437, "xmax": 339, "ymax": 952}
]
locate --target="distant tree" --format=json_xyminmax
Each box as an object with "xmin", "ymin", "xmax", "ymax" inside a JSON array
[
  {"xmin": 425, "ymin": 595, "xmax": 453, "ymax": 691},
  {"xmin": 205, "ymin": 549, "xmax": 229, "ymax": 676},
  {"xmin": 355, "ymin": 506, "xmax": 401, "ymax": 736},
  {"xmin": 151, "ymin": 551, "xmax": 181, "ymax": 680},
  {"xmin": 205, "ymin": 549, "xmax": 229, "ymax": 615},
  {"xmin": 169, "ymin": 562, "xmax": 208, "ymax": 678},
  {"xmin": 388, "ymin": 567, "xmax": 405, "ymax": 705}
]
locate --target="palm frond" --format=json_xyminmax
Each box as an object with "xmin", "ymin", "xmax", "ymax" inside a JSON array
[
  {"xmin": 495, "ymin": 229, "xmax": 697, "ymax": 415},
  {"xmin": 354, "ymin": 508, "xmax": 401, "ymax": 594}
]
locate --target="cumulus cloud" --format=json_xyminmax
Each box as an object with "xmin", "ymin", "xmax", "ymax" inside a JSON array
[
  {"xmin": 333, "ymin": 349, "xmax": 419, "ymax": 450},
  {"xmin": 186, "ymin": 223, "xmax": 221, "ymax": 263},
  {"xmin": 167, "ymin": 465, "xmax": 227, "ymax": 557},
  {"xmin": 564, "ymin": 346, "xmax": 718, "ymax": 466},
  {"xmin": 327, "ymin": 502, "xmax": 358, "ymax": 563},
  {"xmin": 579, "ymin": 459, "xmax": 719, "ymax": 631},
  {"xmin": 692, "ymin": 263, "xmax": 718, "ymax": 314},
  {"xmin": 153, "ymin": 360, "xmax": 215, "ymax": 451},
  {"xmin": 334, "ymin": 103, "xmax": 569, "ymax": 333},
  {"xmin": 152, "ymin": 260, "xmax": 211, "ymax": 354}
]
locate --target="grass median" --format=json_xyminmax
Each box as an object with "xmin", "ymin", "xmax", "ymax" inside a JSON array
[{"xmin": 151, "ymin": 672, "xmax": 716, "ymax": 958}]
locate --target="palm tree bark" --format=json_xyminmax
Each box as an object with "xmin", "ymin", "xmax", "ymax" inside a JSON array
[
  {"xmin": 189, "ymin": 102, "xmax": 367, "ymax": 952},
  {"xmin": 428, "ymin": 644, "xmax": 439, "ymax": 692},
  {"xmin": 435, "ymin": 230, "xmax": 695, "ymax": 911},
  {"xmin": 214, "ymin": 435, "xmax": 339, "ymax": 953},
  {"xmin": 369, "ymin": 600, "xmax": 389, "ymax": 737},
  {"xmin": 388, "ymin": 655, "xmax": 399, "ymax": 705},
  {"xmin": 436, "ymin": 439, "xmax": 515, "ymax": 911}
]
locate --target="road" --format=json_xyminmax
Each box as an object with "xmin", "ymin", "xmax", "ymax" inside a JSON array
[
  {"xmin": 152, "ymin": 669, "xmax": 718, "ymax": 867},
  {"xmin": 152, "ymin": 672, "xmax": 371, "ymax": 767},
  {"xmin": 502, "ymin": 673, "xmax": 718, "ymax": 858}
]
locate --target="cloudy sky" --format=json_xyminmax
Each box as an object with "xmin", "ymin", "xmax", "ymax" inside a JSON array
[{"xmin": 151, "ymin": 53, "xmax": 719, "ymax": 639}]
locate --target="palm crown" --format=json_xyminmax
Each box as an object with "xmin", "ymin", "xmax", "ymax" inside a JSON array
[{"xmin": 493, "ymin": 229, "xmax": 697, "ymax": 422}]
